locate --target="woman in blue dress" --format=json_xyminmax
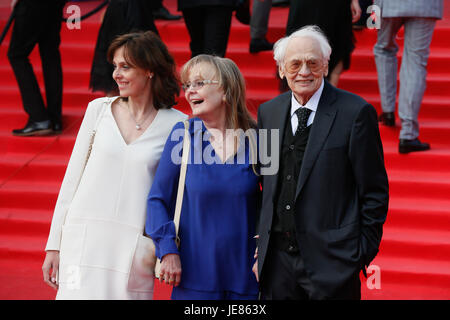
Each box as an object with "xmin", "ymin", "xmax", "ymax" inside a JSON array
[{"xmin": 145, "ymin": 54, "xmax": 260, "ymax": 300}]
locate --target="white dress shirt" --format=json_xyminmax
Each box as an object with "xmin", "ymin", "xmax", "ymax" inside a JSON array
[{"xmin": 290, "ymin": 79, "xmax": 325, "ymax": 135}]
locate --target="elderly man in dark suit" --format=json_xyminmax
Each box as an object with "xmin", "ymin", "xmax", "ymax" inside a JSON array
[{"xmin": 253, "ymin": 25, "xmax": 389, "ymax": 300}]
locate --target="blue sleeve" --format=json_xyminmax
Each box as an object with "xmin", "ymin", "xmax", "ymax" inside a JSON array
[{"xmin": 145, "ymin": 121, "xmax": 186, "ymax": 259}]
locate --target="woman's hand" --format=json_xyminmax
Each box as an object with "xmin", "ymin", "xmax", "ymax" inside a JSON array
[
  {"xmin": 42, "ymin": 250, "xmax": 60, "ymax": 290},
  {"xmin": 351, "ymin": 0, "xmax": 362, "ymax": 23},
  {"xmin": 159, "ymin": 254, "xmax": 182, "ymax": 287}
]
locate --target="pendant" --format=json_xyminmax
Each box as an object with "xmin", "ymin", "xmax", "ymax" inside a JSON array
[{"xmin": 136, "ymin": 124, "xmax": 141, "ymax": 130}]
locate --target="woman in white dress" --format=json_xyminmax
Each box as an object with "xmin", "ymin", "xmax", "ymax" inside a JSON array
[{"xmin": 41, "ymin": 31, "xmax": 187, "ymax": 299}]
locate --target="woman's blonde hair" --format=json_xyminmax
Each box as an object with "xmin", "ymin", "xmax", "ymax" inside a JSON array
[
  {"xmin": 180, "ymin": 54, "xmax": 256, "ymax": 131},
  {"xmin": 180, "ymin": 55, "xmax": 258, "ymax": 175}
]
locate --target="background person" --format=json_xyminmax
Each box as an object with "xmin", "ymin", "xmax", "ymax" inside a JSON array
[
  {"xmin": 89, "ymin": 0, "xmax": 159, "ymax": 96},
  {"xmin": 285, "ymin": 0, "xmax": 361, "ymax": 86},
  {"xmin": 8, "ymin": 0, "xmax": 66, "ymax": 136},
  {"xmin": 249, "ymin": 0, "xmax": 273, "ymax": 53},
  {"xmin": 374, "ymin": 0, "xmax": 443, "ymax": 154},
  {"xmin": 178, "ymin": 0, "xmax": 238, "ymax": 58},
  {"xmin": 153, "ymin": 0, "xmax": 182, "ymax": 20}
]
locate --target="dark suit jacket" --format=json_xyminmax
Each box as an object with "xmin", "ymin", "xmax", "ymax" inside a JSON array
[{"xmin": 256, "ymin": 81, "xmax": 389, "ymax": 299}]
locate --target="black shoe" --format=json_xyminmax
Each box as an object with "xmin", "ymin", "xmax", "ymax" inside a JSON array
[
  {"xmin": 378, "ymin": 112, "xmax": 395, "ymax": 127},
  {"xmin": 52, "ymin": 121, "xmax": 63, "ymax": 134},
  {"xmin": 250, "ymin": 38, "xmax": 274, "ymax": 53},
  {"xmin": 12, "ymin": 120, "xmax": 52, "ymax": 137},
  {"xmin": 399, "ymin": 138, "xmax": 430, "ymax": 154},
  {"xmin": 152, "ymin": 6, "xmax": 182, "ymax": 20}
]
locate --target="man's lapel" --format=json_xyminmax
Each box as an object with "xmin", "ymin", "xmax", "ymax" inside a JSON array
[{"xmin": 295, "ymin": 81, "xmax": 338, "ymax": 199}]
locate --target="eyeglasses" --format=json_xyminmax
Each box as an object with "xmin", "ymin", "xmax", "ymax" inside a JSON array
[
  {"xmin": 182, "ymin": 79, "xmax": 219, "ymax": 91},
  {"xmin": 285, "ymin": 59, "xmax": 324, "ymax": 74}
]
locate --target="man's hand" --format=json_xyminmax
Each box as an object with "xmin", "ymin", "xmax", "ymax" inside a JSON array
[
  {"xmin": 252, "ymin": 249, "xmax": 259, "ymax": 282},
  {"xmin": 252, "ymin": 235, "xmax": 259, "ymax": 282}
]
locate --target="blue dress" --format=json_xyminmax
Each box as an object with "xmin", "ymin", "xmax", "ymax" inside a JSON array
[{"xmin": 145, "ymin": 118, "xmax": 259, "ymax": 299}]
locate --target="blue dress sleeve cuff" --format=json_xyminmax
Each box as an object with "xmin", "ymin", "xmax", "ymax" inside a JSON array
[{"xmin": 158, "ymin": 237, "xmax": 180, "ymax": 259}]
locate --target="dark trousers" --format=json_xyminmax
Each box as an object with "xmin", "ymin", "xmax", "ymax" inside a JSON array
[
  {"xmin": 260, "ymin": 239, "xmax": 362, "ymax": 300},
  {"xmin": 260, "ymin": 240, "xmax": 317, "ymax": 300},
  {"xmin": 7, "ymin": 0, "xmax": 64, "ymax": 124},
  {"xmin": 182, "ymin": 6, "xmax": 234, "ymax": 58}
]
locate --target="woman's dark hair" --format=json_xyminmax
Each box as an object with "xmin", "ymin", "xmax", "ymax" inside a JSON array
[{"xmin": 107, "ymin": 30, "xmax": 179, "ymax": 109}]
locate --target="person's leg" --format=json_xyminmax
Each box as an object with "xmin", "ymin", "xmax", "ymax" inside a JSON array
[
  {"xmin": 202, "ymin": 6, "xmax": 234, "ymax": 57},
  {"xmin": 285, "ymin": 0, "xmax": 302, "ymax": 36},
  {"xmin": 182, "ymin": 8, "xmax": 205, "ymax": 58},
  {"xmin": 373, "ymin": 17, "xmax": 404, "ymax": 115},
  {"xmin": 249, "ymin": 0, "xmax": 273, "ymax": 53},
  {"xmin": 152, "ymin": 0, "xmax": 182, "ymax": 20},
  {"xmin": 250, "ymin": 0, "xmax": 272, "ymax": 39},
  {"xmin": 259, "ymin": 243, "xmax": 310, "ymax": 300},
  {"xmin": 7, "ymin": 0, "xmax": 49, "ymax": 124},
  {"xmin": 398, "ymin": 17, "xmax": 436, "ymax": 140},
  {"xmin": 38, "ymin": 1, "xmax": 64, "ymax": 130}
]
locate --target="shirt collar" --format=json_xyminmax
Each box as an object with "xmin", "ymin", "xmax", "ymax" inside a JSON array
[{"xmin": 290, "ymin": 79, "xmax": 325, "ymax": 116}]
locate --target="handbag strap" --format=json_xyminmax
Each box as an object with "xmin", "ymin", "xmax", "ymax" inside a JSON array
[
  {"xmin": 83, "ymin": 99, "xmax": 108, "ymax": 171},
  {"xmin": 62, "ymin": 99, "xmax": 108, "ymax": 229},
  {"xmin": 173, "ymin": 120, "xmax": 190, "ymax": 241}
]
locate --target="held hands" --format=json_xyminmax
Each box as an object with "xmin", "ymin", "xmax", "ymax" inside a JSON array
[
  {"xmin": 159, "ymin": 253, "xmax": 182, "ymax": 287},
  {"xmin": 42, "ymin": 250, "xmax": 60, "ymax": 290}
]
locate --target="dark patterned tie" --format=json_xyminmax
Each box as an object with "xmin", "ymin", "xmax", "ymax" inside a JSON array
[{"xmin": 295, "ymin": 107, "xmax": 312, "ymax": 136}]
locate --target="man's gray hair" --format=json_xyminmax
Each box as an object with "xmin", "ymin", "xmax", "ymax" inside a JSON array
[{"xmin": 273, "ymin": 25, "xmax": 332, "ymax": 66}]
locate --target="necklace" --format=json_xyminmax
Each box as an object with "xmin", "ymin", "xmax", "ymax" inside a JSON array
[{"xmin": 123, "ymin": 99, "xmax": 154, "ymax": 130}]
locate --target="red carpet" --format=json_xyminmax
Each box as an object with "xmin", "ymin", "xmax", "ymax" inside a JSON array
[{"xmin": 1, "ymin": 0, "xmax": 450, "ymax": 300}]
